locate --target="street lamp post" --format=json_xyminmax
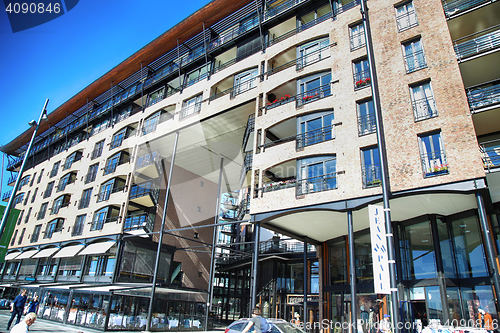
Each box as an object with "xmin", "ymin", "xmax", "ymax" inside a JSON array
[{"xmin": 0, "ymin": 99, "xmax": 49, "ymax": 239}]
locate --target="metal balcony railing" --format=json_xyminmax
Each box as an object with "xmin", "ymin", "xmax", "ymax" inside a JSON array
[
  {"xmin": 396, "ymin": 10, "xmax": 418, "ymax": 32},
  {"xmin": 350, "ymin": 30, "xmax": 366, "ymax": 51},
  {"xmin": 208, "ymin": 16, "xmax": 259, "ymax": 52},
  {"xmin": 412, "ymin": 96, "xmax": 438, "ymax": 121},
  {"xmin": 296, "ymin": 172, "xmax": 337, "ymax": 195},
  {"xmin": 130, "ymin": 180, "xmax": 160, "ymax": 203},
  {"xmin": 404, "ymin": 49, "xmax": 427, "ymax": 73},
  {"xmin": 467, "ymin": 79, "xmax": 500, "ymax": 111},
  {"xmin": 261, "ymin": 179, "xmax": 297, "ymax": 193},
  {"xmin": 454, "ymin": 25, "xmax": 500, "ymax": 61},
  {"xmin": 265, "ymin": 95, "xmax": 295, "ymax": 110},
  {"xmin": 212, "ymin": 45, "xmax": 262, "ymax": 74},
  {"xmin": 442, "ymin": 0, "xmax": 494, "ymax": 18},
  {"xmin": 242, "ymin": 114, "xmax": 255, "ymax": 150},
  {"xmin": 179, "ymin": 102, "xmax": 202, "ymax": 119},
  {"xmin": 109, "ymin": 136, "xmax": 125, "ymax": 150},
  {"xmin": 72, "ymin": 222, "xmax": 85, "ymax": 236},
  {"xmin": 353, "ymin": 69, "xmax": 371, "ymax": 89},
  {"xmin": 264, "ymin": 0, "xmax": 308, "ymax": 21},
  {"xmin": 97, "ymin": 185, "xmax": 125, "ymax": 202},
  {"xmin": 210, "ymin": 76, "xmax": 259, "ymax": 101},
  {"xmin": 90, "ymin": 216, "xmax": 119, "ymax": 231},
  {"xmin": 7, "ymin": 174, "xmax": 17, "ymax": 185},
  {"xmin": 267, "ymin": 42, "xmax": 330, "ymax": 76},
  {"xmin": 7, "ymin": 156, "xmax": 23, "ymax": 170},
  {"xmin": 296, "ymin": 124, "xmax": 334, "ymax": 149},
  {"xmin": 420, "ymin": 150, "xmax": 449, "ymax": 177},
  {"xmin": 136, "ymin": 151, "xmax": 159, "ymax": 169},
  {"xmin": 2, "ymin": 190, "xmax": 12, "ymax": 201},
  {"xmin": 362, "ymin": 164, "xmax": 382, "ymax": 188},
  {"xmin": 479, "ymin": 139, "xmax": 500, "ymax": 170},
  {"xmin": 296, "ymin": 83, "xmax": 332, "ymax": 107},
  {"xmin": 103, "ymin": 157, "xmax": 130, "ymax": 175},
  {"xmin": 358, "ymin": 113, "xmax": 376, "ymax": 136},
  {"xmin": 124, "ymin": 213, "xmax": 154, "ymax": 233},
  {"xmin": 259, "ymin": 239, "xmax": 315, "ymax": 253}
]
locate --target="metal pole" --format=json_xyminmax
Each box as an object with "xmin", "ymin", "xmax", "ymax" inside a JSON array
[
  {"xmin": 476, "ymin": 191, "xmax": 500, "ymax": 313},
  {"xmin": 359, "ymin": 1, "xmax": 399, "ymax": 330},
  {"xmin": 348, "ymin": 211, "xmax": 357, "ymax": 333},
  {"xmin": 204, "ymin": 157, "xmax": 224, "ymax": 330},
  {"xmin": 250, "ymin": 222, "xmax": 261, "ymax": 314},
  {"xmin": 146, "ymin": 132, "xmax": 179, "ymax": 332},
  {"xmin": 0, "ymin": 99, "xmax": 48, "ymax": 240},
  {"xmin": 303, "ymin": 240, "xmax": 308, "ymax": 327}
]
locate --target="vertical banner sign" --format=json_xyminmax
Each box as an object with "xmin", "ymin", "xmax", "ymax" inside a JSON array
[{"xmin": 369, "ymin": 205, "xmax": 390, "ymax": 294}]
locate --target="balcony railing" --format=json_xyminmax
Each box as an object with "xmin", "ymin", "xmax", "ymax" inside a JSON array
[
  {"xmin": 479, "ymin": 139, "xmax": 500, "ymax": 170},
  {"xmin": 442, "ymin": 0, "xmax": 494, "ymax": 18},
  {"xmin": 262, "ymin": 179, "xmax": 297, "ymax": 193},
  {"xmin": 358, "ymin": 113, "xmax": 376, "ymax": 136},
  {"xmin": 353, "ymin": 70, "xmax": 371, "ymax": 89},
  {"xmin": 212, "ymin": 45, "xmax": 262, "ymax": 75},
  {"xmin": 90, "ymin": 216, "xmax": 119, "ymax": 231},
  {"xmin": 51, "ymin": 201, "xmax": 70, "ymax": 215},
  {"xmin": 109, "ymin": 136, "xmax": 126, "ymax": 150},
  {"xmin": 136, "ymin": 151, "xmax": 159, "ymax": 169},
  {"xmin": 396, "ymin": 10, "xmax": 418, "ymax": 32},
  {"xmin": 209, "ymin": 17, "xmax": 259, "ymax": 52},
  {"xmin": 259, "ymin": 239, "xmax": 315, "ymax": 253},
  {"xmin": 179, "ymin": 102, "xmax": 202, "ymax": 120},
  {"xmin": 264, "ymin": 0, "xmax": 308, "ymax": 21},
  {"xmin": 2, "ymin": 190, "xmax": 12, "ymax": 201},
  {"xmin": 78, "ymin": 197, "xmax": 91, "ymax": 210},
  {"xmin": 350, "ymin": 30, "xmax": 366, "ymax": 51},
  {"xmin": 404, "ymin": 49, "xmax": 427, "ymax": 73},
  {"xmin": 7, "ymin": 174, "xmax": 17, "ymax": 185},
  {"xmin": 84, "ymin": 169, "xmax": 98, "ymax": 184},
  {"xmin": 242, "ymin": 114, "xmax": 255, "ymax": 150},
  {"xmin": 296, "ymin": 83, "xmax": 331, "ymax": 107},
  {"xmin": 130, "ymin": 180, "xmax": 160, "ymax": 203},
  {"xmin": 210, "ymin": 76, "xmax": 259, "ymax": 101},
  {"xmin": 124, "ymin": 213, "xmax": 154, "ymax": 233},
  {"xmin": 296, "ymin": 172, "xmax": 337, "ymax": 195},
  {"xmin": 296, "ymin": 124, "xmax": 334, "ymax": 149},
  {"xmin": 267, "ymin": 42, "xmax": 330, "ymax": 76},
  {"xmin": 454, "ymin": 25, "xmax": 500, "ymax": 61},
  {"xmin": 362, "ymin": 164, "xmax": 382, "ymax": 188},
  {"xmin": 412, "ymin": 96, "xmax": 438, "ymax": 121},
  {"xmin": 467, "ymin": 80, "xmax": 500, "ymax": 111},
  {"xmin": 421, "ymin": 150, "xmax": 449, "ymax": 177},
  {"xmin": 7, "ymin": 156, "xmax": 23, "ymax": 170},
  {"xmin": 103, "ymin": 157, "xmax": 130, "ymax": 175}
]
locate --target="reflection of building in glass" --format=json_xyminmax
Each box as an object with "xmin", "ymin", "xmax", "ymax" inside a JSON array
[{"xmin": 1, "ymin": 0, "xmax": 500, "ymax": 331}]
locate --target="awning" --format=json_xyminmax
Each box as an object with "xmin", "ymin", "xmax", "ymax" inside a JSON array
[
  {"xmin": 16, "ymin": 250, "xmax": 39, "ymax": 259},
  {"xmin": 4, "ymin": 252, "xmax": 21, "ymax": 261},
  {"xmin": 52, "ymin": 244, "xmax": 84, "ymax": 258},
  {"xmin": 32, "ymin": 248, "xmax": 59, "ymax": 258},
  {"xmin": 79, "ymin": 241, "xmax": 116, "ymax": 256},
  {"xmin": 72, "ymin": 283, "xmax": 148, "ymax": 293}
]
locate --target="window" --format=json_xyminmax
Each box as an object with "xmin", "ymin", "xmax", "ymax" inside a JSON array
[
  {"xmin": 63, "ymin": 151, "xmax": 82, "ymax": 170},
  {"xmin": 31, "ymin": 188, "xmax": 38, "ymax": 203},
  {"xmin": 72, "ymin": 214, "xmax": 86, "ymax": 236},
  {"xmin": 85, "ymin": 163, "xmax": 99, "ymax": 184},
  {"xmin": 236, "ymin": 36, "xmax": 261, "ymax": 61},
  {"xmin": 104, "ymin": 151, "xmax": 129, "ymax": 175},
  {"xmin": 85, "ymin": 253, "xmax": 116, "ymax": 277},
  {"xmin": 396, "ymin": 1, "xmax": 418, "ymax": 32},
  {"xmin": 91, "ymin": 140, "xmax": 105, "ymax": 160},
  {"xmin": 353, "ymin": 58, "xmax": 370, "ymax": 89},
  {"xmin": 37, "ymin": 169, "xmax": 44, "ymax": 183},
  {"xmin": 297, "ymin": 111, "xmax": 335, "ymax": 148},
  {"xmin": 10, "ymin": 230, "xmax": 17, "ymax": 246},
  {"xmin": 57, "ymin": 172, "xmax": 76, "ymax": 192},
  {"xmin": 79, "ymin": 188, "xmax": 93, "ymax": 209},
  {"xmin": 17, "ymin": 210, "xmax": 24, "ymax": 225},
  {"xmin": 24, "ymin": 207, "xmax": 32, "ymax": 224},
  {"xmin": 297, "ymin": 156, "xmax": 337, "ymax": 195},
  {"xmin": 98, "ymin": 179, "xmax": 115, "ymax": 202},
  {"xmin": 110, "ymin": 127, "xmax": 128, "ymax": 149},
  {"xmin": 185, "ymin": 64, "xmax": 210, "ymax": 88},
  {"xmin": 298, "ymin": 71, "xmax": 331, "ymax": 106},
  {"xmin": 91, "ymin": 206, "xmax": 119, "ymax": 231},
  {"xmin": 31, "ymin": 225, "xmax": 41, "ymax": 243},
  {"xmin": 233, "ymin": 68, "xmax": 258, "ymax": 97},
  {"xmin": 36, "ymin": 258, "xmax": 58, "ymax": 276},
  {"xmin": 403, "ymin": 38, "xmax": 426, "ymax": 73},
  {"xmin": 58, "ymin": 256, "xmax": 83, "ymax": 276},
  {"xmin": 419, "ymin": 131, "xmax": 449, "ymax": 177},
  {"xmin": 23, "ymin": 191, "xmax": 30, "ymax": 205},
  {"xmin": 50, "ymin": 161, "xmax": 60, "ymax": 178},
  {"xmin": 17, "ymin": 228, "xmax": 25, "ymax": 245},
  {"xmin": 357, "ymin": 99, "xmax": 376, "ymax": 135},
  {"xmin": 44, "ymin": 218, "xmax": 64, "ymax": 239},
  {"xmin": 361, "ymin": 146, "xmax": 381, "ymax": 188},
  {"xmin": 38, "ymin": 203, "xmax": 48, "ymax": 220},
  {"xmin": 19, "ymin": 175, "xmax": 30, "ymax": 188},
  {"xmin": 142, "ymin": 111, "xmax": 164, "ymax": 135},
  {"xmin": 180, "ymin": 94, "xmax": 202, "ymax": 119},
  {"xmin": 410, "ymin": 81, "xmax": 437, "ymax": 121},
  {"xmin": 13, "ymin": 193, "xmax": 24, "ymax": 205},
  {"xmin": 297, "ymin": 4, "xmax": 330, "ymax": 28},
  {"xmin": 297, "ymin": 37, "xmax": 329, "ymax": 70},
  {"xmin": 350, "ymin": 22, "xmax": 365, "ymax": 51},
  {"xmin": 30, "ymin": 173, "xmax": 36, "ymax": 186},
  {"xmin": 51, "ymin": 195, "xmax": 70, "ymax": 215},
  {"xmin": 147, "ymin": 87, "xmax": 165, "ymax": 107},
  {"xmin": 44, "ymin": 181, "xmax": 54, "ymax": 198}
]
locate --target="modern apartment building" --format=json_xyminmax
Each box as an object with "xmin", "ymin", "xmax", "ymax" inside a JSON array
[{"xmin": 1, "ymin": 0, "xmax": 499, "ymax": 331}]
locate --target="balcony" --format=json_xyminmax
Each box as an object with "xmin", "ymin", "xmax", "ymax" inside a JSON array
[
  {"xmin": 210, "ymin": 75, "xmax": 259, "ymax": 101},
  {"xmin": 129, "ymin": 180, "xmax": 160, "ymax": 207},
  {"xmin": 124, "ymin": 213, "xmax": 154, "ymax": 233},
  {"xmin": 362, "ymin": 164, "xmax": 382, "ymax": 188},
  {"xmin": 353, "ymin": 70, "xmax": 371, "ymax": 90},
  {"xmin": 479, "ymin": 139, "xmax": 500, "ymax": 171},
  {"xmin": 296, "ymin": 124, "xmax": 335, "ymax": 149},
  {"xmin": 208, "ymin": 16, "xmax": 259, "ymax": 52},
  {"xmin": 97, "ymin": 185, "xmax": 126, "ymax": 202},
  {"xmin": 467, "ymin": 79, "xmax": 500, "ymax": 112},
  {"xmin": 264, "ymin": 0, "xmax": 308, "ymax": 21},
  {"xmin": 136, "ymin": 151, "xmax": 160, "ymax": 170},
  {"xmin": 2, "ymin": 190, "xmax": 12, "ymax": 202},
  {"xmin": 7, "ymin": 174, "xmax": 17, "ymax": 186},
  {"xmin": 259, "ymin": 239, "xmax": 315, "ymax": 253},
  {"xmin": 421, "ymin": 150, "xmax": 449, "ymax": 178},
  {"xmin": 296, "ymin": 172, "xmax": 337, "ymax": 195},
  {"xmin": 358, "ymin": 113, "xmax": 376, "ymax": 136},
  {"xmin": 266, "ymin": 41, "xmax": 330, "ymax": 76},
  {"xmin": 179, "ymin": 102, "xmax": 202, "ymax": 120},
  {"xmin": 6, "ymin": 156, "xmax": 23, "ymax": 171},
  {"xmin": 442, "ymin": 0, "xmax": 495, "ymax": 18},
  {"xmin": 103, "ymin": 156, "xmax": 130, "ymax": 175},
  {"xmin": 212, "ymin": 44, "xmax": 262, "ymax": 75},
  {"xmin": 454, "ymin": 25, "xmax": 500, "ymax": 61}
]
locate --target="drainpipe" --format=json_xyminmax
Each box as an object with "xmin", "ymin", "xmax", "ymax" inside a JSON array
[{"xmin": 348, "ymin": 211, "xmax": 357, "ymax": 333}]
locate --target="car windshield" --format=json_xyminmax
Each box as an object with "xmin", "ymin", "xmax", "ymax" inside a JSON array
[{"xmin": 274, "ymin": 323, "xmax": 306, "ymax": 333}]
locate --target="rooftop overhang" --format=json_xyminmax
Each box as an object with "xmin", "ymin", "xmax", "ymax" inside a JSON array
[
  {"xmin": 254, "ymin": 179, "xmax": 490, "ymax": 243},
  {"xmin": 1, "ymin": 0, "xmax": 253, "ymax": 156}
]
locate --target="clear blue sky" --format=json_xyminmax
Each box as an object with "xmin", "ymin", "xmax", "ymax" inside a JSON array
[{"xmin": 0, "ymin": 0, "xmax": 210, "ymax": 200}]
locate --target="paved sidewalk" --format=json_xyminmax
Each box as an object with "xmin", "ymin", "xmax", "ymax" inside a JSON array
[{"xmin": 0, "ymin": 310, "xmax": 225, "ymax": 333}]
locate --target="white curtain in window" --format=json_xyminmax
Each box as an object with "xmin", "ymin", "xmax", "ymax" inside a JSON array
[{"xmin": 411, "ymin": 82, "xmax": 436, "ymax": 119}]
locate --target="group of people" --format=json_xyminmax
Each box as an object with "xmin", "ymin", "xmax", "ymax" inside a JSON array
[{"xmin": 6, "ymin": 289, "xmax": 40, "ymax": 332}]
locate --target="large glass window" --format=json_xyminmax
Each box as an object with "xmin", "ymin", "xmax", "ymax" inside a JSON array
[
  {"xmin": 85, "ymin": 247, "xmax": 117, "ymax": 277},
  {"xmin": 357, "ymin": 99, "xmax": 376, "ymax": 136},
  {"xmin": 461, "ymin": 286, "xmax": 498, "ymax": 323},
  {"xmin": 63, "ymin": 151, "xmax": 82, "ymax": 170},
  {"xmin": 104, "ymin": 151, "xmax": 129, "ymax": 175},
  {"xmin": 18, "ymin": 258, "xmax": 37, "ymax": 276},
  {"xmin": 361, "ymin": 146, "xmax": 381, "ymax": 188},
  {"xmin": 119, "ymin": 241, "xmax": 172, "ymax": 283},
  {"xmin": 57, "ymin": 172, "xmax": 76, "ymax": 192},
  {"xmin": 110, "ymin": 127, "xmax": 129, "ymax": 149},
  {"xmin": 297, "ymin": 71, "xmax": 331, "ymax": 106},
  {"xmin": 401, "ymin": 220, "xmax": 437, "ymax": 280},
  {"xmin": 91, "ymin": 140, "xmax": 105, "ymax": 160},
  {"xmin": 396, "ymin": 1, "xmax": 418, "ymax": 32},
  {"xmin": 148, "ymin": 87, "xmax": 165, "ymax": 107},
  {"xmin": 36, "ymin": 257, "xmax": 58, "ymax": 276},
  {"xmin": 297, "ymin": 37, "xmax": 329, "ymax": 69},
  {"xmin": 419, "ymin": 131, "xmax": 449, "ymax": 177},
  {"xmin": 233, "ymin": 68, "xmax": 258, "ymax": 96},
  {"xmin": 410, "ymin": 81, "xmax": 437, "ymax": 121},
  {"xmin": 403, "ymin": 38, "xmax": 426, "ymax": 73},
  {"xmin": 298, "ymin": 4, "xmax": 330, "ymax": 28},
  {"xmin": 350, "ymin": 22, "xmax": 365, "ymax": 51},
  {"xmin": 355, "ymin": 233, "xmax": 373, "ymax": 283},
  {"xmin": 51, "ymin": 195, "xmax": 70, "ymax": 215},
  {"xmin": 85, "ymin": 163, "xmax": 99, "ymax": 184},
  {"xmin": 97, "ymin": 179, "xmax": 115, "ymax": 202},
  {"xmin": 436, "ymin": 218, "xmax": 457, "ymax": 278},
  {"xmin": 185, "ymin": 64, "xmax": 210, "ymax": 87},
  {"xmin": 297, "ymin": 111, "xmax": 334, "ymax": 148},
  {"xmin": 79, "ymin": 188, "xmax": 93, "ymax": 209},
  {"xmin": 180, "ymin": 94, "xmax": 203, "ymax": 119},
  {"xmin": 298, "ymin": 155, "xmax": 337, "ymax": 195}
]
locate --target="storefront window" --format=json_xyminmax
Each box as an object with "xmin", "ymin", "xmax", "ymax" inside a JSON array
[
  {"xmin": 401, "ymin": 220, "xmax": 437, "ymax": 280},
  {"xmin": 330, "ymin": 238, "xmax": 347, "ymax": 285},
  {"xmin": 58, "ymin": 256, "xmax": 83, "ymax": 276},
  {"xmin": 451, "ymin": 214, "xmax": 488, "ymax": 278},
  {"xmin": 355, "ymin": 233, "xmax": 373, "ymax": 283},
  {"xmin": 461, "ymin": 286, "xmax": 498, "ymax": 323},
  {"xmin": 18, "ymin": 258, "xmax": 37, "ymax": 276},
  {"xmin": 446, "ymin": 287, "xmax": 463, "ymax": 322},
  {"xmin": 437, "ymin": 218, "xmax": 457, "ymax": 278},
  {"xmin": 427, "ymin": 286, "xmax": 444, "ymax": 324}
]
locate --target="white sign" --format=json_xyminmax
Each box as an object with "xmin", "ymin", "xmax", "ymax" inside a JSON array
[{"xmin": 369, "ymin": 205, "xmax": 390, "ymax": 294}]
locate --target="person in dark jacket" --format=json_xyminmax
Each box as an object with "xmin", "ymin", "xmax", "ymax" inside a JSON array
[
  {"xmin": 27, "ymin": 295, "xmax": 39, "ymax": 314},
  {"xmin": 7, "ymin": 289, "xmax": 28, "ymax": 330}
]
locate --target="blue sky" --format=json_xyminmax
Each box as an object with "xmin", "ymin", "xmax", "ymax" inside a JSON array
[{"xmin": 0, "ymin": 0, "xmax": 210, "ymax": 199}]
